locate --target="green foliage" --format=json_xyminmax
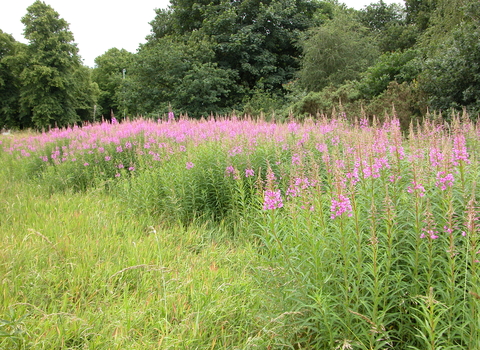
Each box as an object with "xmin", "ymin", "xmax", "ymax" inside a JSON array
[
  {"xmin": 359, "ymin": 0, "xmax": 405, "ymax": 31},
  {"xmin": 405, "ymin": 0, "xmax": 438, "ymax": 31},
  {"xmin": 420, "ymin": 22, "xmax": 480, "ymax": 114},
  {"xmin": 287, "ymin": 80, "xmax": 362, "ymax": 117},
  {"xmin": 126, "ymin": 37, "xmax": 238, "ymax": 117},
  {"xmin": 367, "ymin": 81, "xmax": 426, "ymax": 129},
  {"xmin": 17, "ymin": 1, "xmax": 96, "ymax": 129},
  {"xmin": 359, "ymin": 0, "xmax": 419, "ymax": 52},
  {"xmin": 376, "ymin": 21, "xmax": 420, "ymax": 52},
  {"xmin": 358, "ymin": 49, "xmax": 420, "ymax": 99},
  {"xmin": 0, "ymin": 30, "xmax": 22, "ymax": 129},
  {"xmin": 242, "ymin": 87, "xmax": 285, "ymax": 118},
  {"xmin": 298, "ymin": 13, "xmax": 380, "ymax": 92},
  {"xmin": 145, "ymin": 0, "xmax": 330, "ymax": 110},
  {"xmin": 92, "ymin": 48, "xmax": 135, "ymax": 119}
]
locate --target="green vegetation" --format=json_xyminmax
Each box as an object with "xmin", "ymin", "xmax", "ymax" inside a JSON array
[
  {"xmin": 1, "ymin": 1, "xmax": 480, "ymax": 348},
  {"xmin": 1, "ymin": 113, "xmax": 479, "ymax": 348},
  {"xmin": 2, "ymin": 0, "xmax": 480, "ymax": 129}
]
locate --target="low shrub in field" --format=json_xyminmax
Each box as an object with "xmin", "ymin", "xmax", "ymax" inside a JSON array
[{"xmin": 1, "ymin": 113, "xmax": 480, "ymax": 348}]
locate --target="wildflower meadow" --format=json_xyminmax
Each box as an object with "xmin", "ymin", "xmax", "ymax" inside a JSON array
[{"xmin": 1, "ymin": 112, "xmax": 479, "ymax": 349}]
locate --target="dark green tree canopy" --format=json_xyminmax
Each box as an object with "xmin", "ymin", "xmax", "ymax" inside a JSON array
[
  {"xmin": 0, "ymin": 30, "xmax": 22, "ymax": 128},
  {"xmin": 298, "ymin": 13, "xmax": 380, "ymax": 92},
  {"xmin": 148, "ymin": 0, "xmax": 331, "ymax": 94},
  {"xmin": 17, "ymin": 1, "xmax": 96, "ymax": 128},
  {"xmin": 92, "ymin": 48, "xmax": 135, "ymax": 118},
  {"xmin": 125, "ymin": 36, "xmax": 238, "ymax": 117},
  {"xmin": 359, "ymin": 0, "xmax": 405, "ymax": 31}
]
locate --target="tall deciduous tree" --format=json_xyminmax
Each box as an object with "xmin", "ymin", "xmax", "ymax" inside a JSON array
[
  {"xmin": 125, "ymin": 36, "xmax": 238, "ymax": 117},
  {"xmin": 149, "ymin": 0, "xmax": 330, "ymax": 95},
  {"xmin": 359, "ymin": 0, "xmax": 418, "ymax": 52},
  {"xmin": 92, "ymin": 48, "xmax": 135, "ymax": 118},
  {"xmin": 405, "ymin": 0, "xmax": 437, "ymax": 31},
  {"xmin": 0, "ymin": 30, "xmax": 22, "ymax": 129},
  {"xmin": 19, "ymin": 1, "xmax": 96, "ymax": 128},
  {"xmin": 299, "ymin": 13, "xmax": 379, "ymax": 92}
]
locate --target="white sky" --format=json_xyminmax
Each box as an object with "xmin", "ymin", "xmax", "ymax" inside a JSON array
[{"xmin": 1, "ymin": 0, "xmax": 403, "ymax": 68}]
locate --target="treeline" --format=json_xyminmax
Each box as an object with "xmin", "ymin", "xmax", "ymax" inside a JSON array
[{"xmin": 1, "ymin": 0, "xmax": 480, "ymax": 129}]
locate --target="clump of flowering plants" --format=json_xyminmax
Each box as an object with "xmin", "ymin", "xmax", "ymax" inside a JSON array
[{"xmin": 1, "ymin": 112, "xmax": 480, "ymax": 348}]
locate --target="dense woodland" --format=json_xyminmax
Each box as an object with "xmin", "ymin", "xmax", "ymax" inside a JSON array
[{"xmin": 1, "ymin": 0, "xmax": 480, "ymax": 129}]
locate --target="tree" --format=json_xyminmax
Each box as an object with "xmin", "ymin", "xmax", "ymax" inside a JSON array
[
  {"xmin": 298, "ymin": 13, "xmax": 379, "ymax": 92},
  {"xmin": 359, "ymin": 0, "xmax": 404, "ymax": 32},
  {"xmin": 357, "ymin": 49, "xmax": 420, "ymax": 99},
  {"xmin": 19, "ymin": 1, "xmax": 96, "ymax": 128},
  {"xmin": 359, "ymin": 0, "xmax": 418, "ymax": 52},
  {"xmin": 0, "ymin": 30, "xmax": 22, "ymax": 129},
  {"xmin": 92, "ymin": 48, "xmax": 135, "ymax": 118},
  {"xmin": 125, "ymin": 36, "xmax": 238, "ymax": 117},
  {"xmin": 405, "ymin": 0, "xmax": 438, "ymax": 31},
  {"xmin": 148, "ymin": 0, "xmax": 330, "ymax": 94},
  {"xmin": 420, "ymin": 22, "xmax": 480, "ymax": 114}
]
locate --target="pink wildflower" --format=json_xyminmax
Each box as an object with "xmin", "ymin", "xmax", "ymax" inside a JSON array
[
  {"xmin": 225, "ymin": 165, "xmax": 235, "ymax": 175},
  {"xmin": 435, "ymin": 172, "xmax": 454, "ymax": 190},
  {"xmin": 245, "ymin": 168, "xmax": 255, "ymax": 177},
  {"xmin": 286, "ymin": 186, "xmax": 299, "ymax": 198},
  {"xmin": 263, "ymin": 190, "xmax": 284, "ymax": 210},
  {"xmin": 421, "ymin": 229, "xmax": 439, "ymax": 239},
  {"xmin": 429, "ymin": 147, "xmax": 444, "ymax": 167},
  {"xmin": 330, "ymin": 194, "xmax": 353, "ymax": 219},
  {"xmin": 315, "ymin": 143, "xmax": 328, "ymax": 153},
  {"xmin": 292, "ymin": 153, "xmax": 301, "ymax": 165},
  {"xmin": 452, "ymin": 134, "xmax": 470, "ymax": 165},
  {"xmin": 186, "ymin": 162, "xmax": 194, "ymax": 169},
  {"xmin": 407, "ymin": 181, "xmax": 426, "ymax": 197}
]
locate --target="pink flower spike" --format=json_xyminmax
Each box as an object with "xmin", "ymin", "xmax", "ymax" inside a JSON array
[
  {"xmin": 330, "ymin": 194, "xmax": 353, "ymax": 219},
  {"xmin": 245, "ymin": 168, "xmax": 254, "ymax": 177},
  {"xmin": 186, "ymin": 162, "xmax": 195, "ymax": 169},
  {"xmin": 262, "ymin": 190, "xmax": 284, "ymax": 210}
]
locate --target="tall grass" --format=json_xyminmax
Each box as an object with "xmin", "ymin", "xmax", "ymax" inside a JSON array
[{"xmin": 1, "ymin": 113, "xmax": 479, "ymax": 348}]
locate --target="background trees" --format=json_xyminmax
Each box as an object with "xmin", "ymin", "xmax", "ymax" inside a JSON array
[
  {"xmin": 1, "ymin": 0, "xmax": 480, "ymax": 129},
  {"xmin": 0, "ymin": 1, "xmax": 97, "ymax": 129},
  {"xmin": 143, "ymin": 0, "xmax": 330, "ymax": 115},
  {"xmin": 18, "ymin": 1, "xmax": 97, "ymax": 129},
  {"xmin": 92, "ymin": 48, "xmax": 135, "ymax": 119},
  {"xmin": 0, "ymin": 30, "xmax": 22, "ymax": 129},
  {"xmin": 124, "ymin": 36, "xmax": 238, "ymax": 117},
  {"xmin": 298, "ymin": 12, "xmax": 379, "ymax": 92}
]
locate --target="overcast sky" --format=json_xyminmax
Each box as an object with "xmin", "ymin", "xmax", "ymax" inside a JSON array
[{"xmin": 1, "ymin": 0, "xmax": 403, "ymax": 68}]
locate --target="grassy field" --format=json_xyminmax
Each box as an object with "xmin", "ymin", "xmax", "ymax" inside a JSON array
[{"xmin": 1, "ymin": 114, "xmax": 479, "ymax": 349}]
